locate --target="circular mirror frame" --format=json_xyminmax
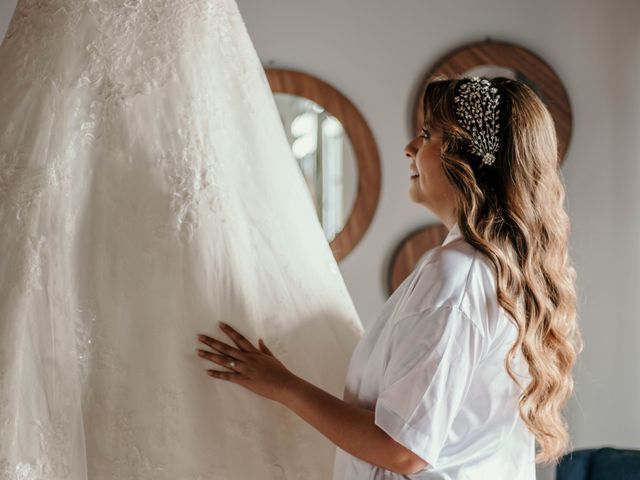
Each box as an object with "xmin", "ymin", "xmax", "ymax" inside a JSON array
[
  {"xmin": 387, "ymin": 223, "xmax": 449, "ymax": 295},
  {"xmin": 414, "ymin": 40, "xmax": 573, "ymax": 163},
  {"xmin": 266, "ymin": 68, "xmax": 381, "ymax": 261}
]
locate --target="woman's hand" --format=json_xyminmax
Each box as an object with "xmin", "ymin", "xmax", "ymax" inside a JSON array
[{"xmin": 196, "ymin": 322, "xmax": 298, "ymax": 403}]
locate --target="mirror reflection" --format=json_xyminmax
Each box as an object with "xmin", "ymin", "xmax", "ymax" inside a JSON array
[{"xmin": 274, "ymin": 93, "xmax": 358, "ymax": 242}]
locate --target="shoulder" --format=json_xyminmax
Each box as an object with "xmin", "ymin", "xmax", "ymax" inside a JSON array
[{"xmin": 395, "ymin": 236, "xmax": 498, "ymax": 333}]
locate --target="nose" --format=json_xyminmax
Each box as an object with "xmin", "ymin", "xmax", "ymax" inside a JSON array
[{"xmin": 404, "ymin": 137, "xmax": 417, "ymax": 159}]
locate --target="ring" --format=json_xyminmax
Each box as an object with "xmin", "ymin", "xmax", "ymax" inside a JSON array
[{"xmin": 229, "ymin": 360, "xmax": 236, "ymax": 368}]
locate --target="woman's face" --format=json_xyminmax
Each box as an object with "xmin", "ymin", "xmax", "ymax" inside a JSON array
[{"xmin": 404, "ymin": 125, "xmax": 457, "ymax": 228}]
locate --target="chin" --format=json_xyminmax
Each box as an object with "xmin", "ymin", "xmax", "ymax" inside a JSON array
[{"xmin": 408, "ymin": 184, "xmax": 423, "ymax": 204}]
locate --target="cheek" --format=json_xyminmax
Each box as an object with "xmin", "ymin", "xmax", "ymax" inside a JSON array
[
  {"xmin": 418, "ymin": 156, "xmax": 451, "ymax": 198},
  {"xmin": 416, "ymin": 147, "xmax": 441, "ymax": 178}
]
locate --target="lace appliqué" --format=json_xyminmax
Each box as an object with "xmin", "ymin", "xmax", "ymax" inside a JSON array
[
  {"xmin": 158, "ymin": 117, "xmax": 225, "ymax": 241},
  {"xmin": 0, "ymin": 420, "xmax": 73, "ymax": 480}
]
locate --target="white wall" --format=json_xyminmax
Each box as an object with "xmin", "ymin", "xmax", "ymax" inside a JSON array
[
  {"xmin": 0, "ymin": 2, "xmax": 14, "ymax": 35},
  {"xmin": 1, "ymin": 0, "xmax": 638, "ymax": 478}
]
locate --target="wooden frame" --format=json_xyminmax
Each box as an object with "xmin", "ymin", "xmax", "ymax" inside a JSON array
[
  {"xmin": 414, "ymin": 40, "xmax": 573, "ymax": 163},
  {"xmin": 266, "ymin": 68, "xmax": 381, "ymax": 261},
  {"xmin": 387, "ymin": 223, "xmax": 449, "ymax": 295}
]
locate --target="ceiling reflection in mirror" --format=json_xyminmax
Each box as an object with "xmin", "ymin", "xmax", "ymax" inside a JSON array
[{"xmin": 274, "ymin": 93, "xmax": 358, "ymax": 243}]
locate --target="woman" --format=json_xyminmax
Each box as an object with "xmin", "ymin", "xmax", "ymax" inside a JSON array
[{"xmin": 196, "ymin": 76, "xmax": 582, "ymax": 479}]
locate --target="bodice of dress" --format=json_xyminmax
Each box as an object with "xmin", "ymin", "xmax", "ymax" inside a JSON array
[{"xmin": 3, "ymin": 0, "xmax": 240, "ymax": 99}]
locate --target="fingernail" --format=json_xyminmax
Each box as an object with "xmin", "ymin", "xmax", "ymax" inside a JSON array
[
  {"xmin": 219, "ymin": 321, "xmax": 227, "ymax": 328},
  {"xmin": 197, "ymin": 334, "xmax": 206, "ymax": 341}
]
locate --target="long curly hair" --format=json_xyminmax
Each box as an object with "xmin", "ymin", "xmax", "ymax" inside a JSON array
[{"xmin": 422, "ymin": 77, "xmax": 582, "ymax": 464}]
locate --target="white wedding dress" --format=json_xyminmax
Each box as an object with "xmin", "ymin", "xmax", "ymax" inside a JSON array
[{"xmin": 0, "ymin": 1, "xmax": 363, "ymax": 478}]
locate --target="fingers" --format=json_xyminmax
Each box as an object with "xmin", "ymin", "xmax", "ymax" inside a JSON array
[
  {"xmin": 197, "ymin": 349, "xmax": 241, "ymax": 371},
  {"xmin": 259, "ymin": 338, "xmax": 275, "ymax": 357},
  {"xmin": 197, "ymin": 335, "xmax": 246, "ymax": 361},
  {"xmin": 207, "ymin": 369, "xmax": 246, "ymax": 383},
  {"xmin": 218, "ymin": 322, "xmax": 259, "ymax": 353}
]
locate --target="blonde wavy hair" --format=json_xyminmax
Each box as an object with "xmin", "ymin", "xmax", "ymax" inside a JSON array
[{"xmin": 423, "ymin": 77, "xmax": 582, "ymax": 464}]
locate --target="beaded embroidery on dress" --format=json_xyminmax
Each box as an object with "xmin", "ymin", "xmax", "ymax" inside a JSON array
[{"xmin": 0, "ymin": 1, "xmax": 363, "ymax": 478}]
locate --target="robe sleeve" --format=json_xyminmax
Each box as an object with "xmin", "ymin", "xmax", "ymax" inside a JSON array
[{"xmin": 374, "ymin": 304, "xmax": 486, "ymax": 470}]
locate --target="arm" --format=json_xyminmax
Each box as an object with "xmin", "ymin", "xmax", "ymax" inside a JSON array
[{"xmin": 280, "ymin": 374, "xmax": 429, "ymax": 475}]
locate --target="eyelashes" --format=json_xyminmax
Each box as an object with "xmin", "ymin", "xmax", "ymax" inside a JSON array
[{"xmin": 421, "ymin": 127, "xmax": 431, "ymax": 140}]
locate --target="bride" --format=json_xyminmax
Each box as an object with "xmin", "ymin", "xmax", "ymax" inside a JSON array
[{"xmin": 0, "ymin": 1, "xmax": 363, "ymax": 478}]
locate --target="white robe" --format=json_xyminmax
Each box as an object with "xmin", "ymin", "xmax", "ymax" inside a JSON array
[
  {"xmin": 0, "ymin": 1, "xmax": 362, "ymax": 478},
  {"xmin": 333, "ymin": 224, "xmax": 535, "ymax": 480}
]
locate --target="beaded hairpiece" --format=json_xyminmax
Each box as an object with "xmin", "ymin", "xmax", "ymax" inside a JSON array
[{"xmin": 453, "ymin": 77, "xmax": 501, "ymax": 166}]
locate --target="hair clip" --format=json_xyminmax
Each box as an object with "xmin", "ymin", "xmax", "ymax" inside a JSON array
[{"xmin": 453, "ymin": 77, "xmax": 501, "ymax": 166}]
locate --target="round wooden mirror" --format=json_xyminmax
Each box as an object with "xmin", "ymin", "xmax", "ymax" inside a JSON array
[
  {"xmin": 387, "ymin": 223, "xmax": 449, "ymax": 295},
  {"xmin": 414, "ymin": 40, "xmax": 573, "ymax": 164},
  {"xmin": 266, "ymin": 68, "xmax": 381, "ymax": 261}
]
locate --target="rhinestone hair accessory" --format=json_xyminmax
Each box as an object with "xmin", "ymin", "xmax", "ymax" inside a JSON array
[{"xmin": 453, "ymin": 77, "xmax": 501, "ymax": 166}]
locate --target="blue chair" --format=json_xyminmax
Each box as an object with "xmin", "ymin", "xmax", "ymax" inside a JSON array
[{"xmin": 556, "ymin": 447, "xmax": 640, "ymax": 480}]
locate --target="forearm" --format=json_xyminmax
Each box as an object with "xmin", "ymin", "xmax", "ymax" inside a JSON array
[{"xmin": 279, "ymin": 374, "xmax": 414, "ymax": 474}]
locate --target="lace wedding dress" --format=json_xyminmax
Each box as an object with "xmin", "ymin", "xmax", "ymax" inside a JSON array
[{"xmin": 0, "ymin": 1, "xmax": 363, "ymax": 478}]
